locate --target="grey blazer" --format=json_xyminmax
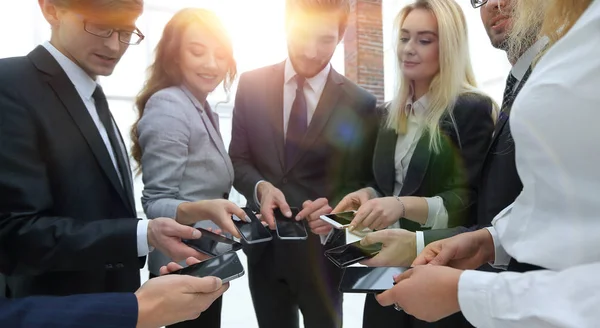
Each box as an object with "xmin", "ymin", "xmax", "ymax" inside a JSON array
[{"xmin": 137, "ymin": 85, "xmax": 234, "ymax": 275}]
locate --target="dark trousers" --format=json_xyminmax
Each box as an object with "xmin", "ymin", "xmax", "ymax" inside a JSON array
[
  {"xmin": 245, "ymin": 231, "xmax": 344, "ymax": 328},
  {"xmin": 149, "ymin": 273, "xmax": 222, "ymax": 328},
  {"xmin": 362, "ymin": 294, "xmax": 473, "ymax": 328}
]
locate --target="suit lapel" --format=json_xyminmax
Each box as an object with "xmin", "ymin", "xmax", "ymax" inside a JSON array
[
  {"xmin": 373, "ymin": 127, "xmax": 397, "ymax": 196},
  {"xmin": 180, "ymin": 87, "xmax": 234, "ymax": 182},
  {"xmin": 267, "ymin": 63, "xmax": 286, "ymax": 171},
  {"xmin": 28, "ymin": 46, "xmax": 132, "ymax": 212},
  {"xmin": 286, "ymin": 69, "xmax": 344, "ymax": 172},
  {"xmin": 399, "ymin": 133, "xmax": 432, "ymax": 197}
]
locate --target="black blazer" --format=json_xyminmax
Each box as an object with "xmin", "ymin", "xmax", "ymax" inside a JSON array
[
  {"xmin": 229, "ymin": 62, "xmax": 380, "ymax": 261},
  {"xmin": 371, "ymin": 93, "xmax": 495, "ymax": 232},
  {"xmin": 423, "ymin": 69, "xmax": 531, "ymax": 245},
  {"xmin": 0, "ymin": 46, "xmax": 143, "ymax": 297}
]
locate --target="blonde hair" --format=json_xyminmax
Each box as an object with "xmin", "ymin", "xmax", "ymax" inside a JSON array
[
  {"xmin": 131, "ymin": 8, "xmax": 237, "ymax": 172},
  {"xmin": 509, "ymin": 0, "xmax": 593, "ymax": 60},
  {"xmin": 387, "ymin": 0, "xmax": 494, "ymax": 153}
]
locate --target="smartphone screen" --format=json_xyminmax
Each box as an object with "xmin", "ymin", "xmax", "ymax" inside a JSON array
[
  {"xmin": 325, "ymin": 240, "xmax": 382, "ymax": 268},
  {"xmin": 183, "ymin": 228, "xmax": 243, "ymax": 257},
  {"xmin": 339, "ymin": 267, "xmax": 409, "ymax": 293},
  {"xmin": 274, "ymin": 207, "xmax": 308, "ymax": 240},
  {"xmin": 233, "ymin": 208, "xmax": 273, "ymax": 244},
  {"xmin": 320, "ymin": 211, "xmax": 356, "ymax": 229},
  {"xmin": 171, "ymin": 252, "xmax": 245, "ymax": 283}
]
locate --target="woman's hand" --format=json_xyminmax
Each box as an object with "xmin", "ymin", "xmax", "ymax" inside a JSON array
[
  {"xmin": 176, "ymin": 199, "xmax": 246, "ymax": 238},
  {"xmin": 331, "ymin": 188, "xmax": 378, "ymax": 213},
  {"xmin": 350, "ymin": 196, "xmax": 405, "ymax": 231},
  {"xmin": 359, "ymin": 229, "xmax": 417, "ymax": 267}
]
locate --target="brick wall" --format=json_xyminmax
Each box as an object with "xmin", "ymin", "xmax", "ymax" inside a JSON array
[{"xmin": 344, "ymin": 0, "xmax": 385, "ymax": 104}]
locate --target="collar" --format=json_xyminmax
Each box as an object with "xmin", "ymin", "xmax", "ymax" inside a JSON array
[
  {"xmin": 42, "ymin": 41, "xmax": 98, "ymax": 101},
  {"xmin": 406, "ymin": 84, "xmax": 429, "ymax": 120},
  {"xmin": 512, "ymin": 36, "xmax": 549, "ymax": 82},
  {"xmin": 284, "ymin": 59, "xmax": 331, "ymax": 92}
]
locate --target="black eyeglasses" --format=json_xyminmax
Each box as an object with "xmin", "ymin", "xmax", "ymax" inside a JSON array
[
  {"xmin": 78, "ymin": 15, "xmax": 145, "ymax": 45},
  {"xmin": 471, "ymin": 0, "xmax": 488, "ymax": 8}
]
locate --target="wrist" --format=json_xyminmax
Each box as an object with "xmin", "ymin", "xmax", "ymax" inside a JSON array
[
  {"xmin": 135, "ymin": 290, "xmax": 155, "ymax": 328},
  {"xmin": 477, "ymin": 229, "xmax": 496, "ymax": 263},
  {"xmin": 257, "ymin": 181, "xmax": 272, "ymax": 203},
  {"xmin": 175, "ymin": 202, "xmax": 194, "ymax": 225}
]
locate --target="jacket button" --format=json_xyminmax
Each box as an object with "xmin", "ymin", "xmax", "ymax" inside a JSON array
[
  {"xmin": 105, "ymin": 264, "xmax": 113, "ymax": 269},
  {"xmin": 223, "ymin": 193, "xmax": 229, "ymax": 199},
  {"xmin": 116, "ymin": 263, "xmax": 124, "ymax": 269}
]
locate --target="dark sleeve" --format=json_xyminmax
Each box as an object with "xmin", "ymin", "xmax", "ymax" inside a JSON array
[
  {"xmin": 330, "ymin": 95, "xmax": 380, "ymax": 206},
  {"xmin": 0, "ymin": 293, "xmax": 138, "ymax": 328},
  {"xmin": 0, "ymin": 87, "xmax": 139, "ymax": 275},
  {"xmin": 437, "ymin": 94, "xmax": 495, "ymax": 228},
  {"xmin": 422, "ymin": 226, "xmax": 470, "ymax": 245},
  {"xmin": 229, "ymin": 73, "xmax": 266, "ymax": 209}
]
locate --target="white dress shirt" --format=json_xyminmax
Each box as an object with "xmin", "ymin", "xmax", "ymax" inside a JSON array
[
  {"xmin": 458, "ymin": 2, "xmax": 600, "ymax": 327},
  {"xmin": 42, "ymin": 42, "xmax": 150, "ymax": 257}
]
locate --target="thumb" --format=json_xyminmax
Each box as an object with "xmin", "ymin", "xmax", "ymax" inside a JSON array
[
  {"xmin": 332, "ymin": 197, "xmax": 350, "ymax": 213},
  {"xmin": 276, "ymin": 198, "xmax": 292, "ymax": 218},
  {"xmin": 428, "ymin": 246, "xmax": 455, "ymax": 266},
  {"xmin": 360, "ymin": 230, "xmax": 385, "ymax": 247},
  {"xmin": 172, "ymin": 221, "xmax": 202, "ymax": 240},
  {"xmin": 186, "ymin": 276, "xmax": 223, "ymax": 294}
]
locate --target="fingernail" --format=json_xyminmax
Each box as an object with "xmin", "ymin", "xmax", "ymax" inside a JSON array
[
  {"xmin": 285, "ymin": 211, "xmax": 292, "ymax": 217},
  {"xmin": 192, "ymin": 230, "xmax": 201, "ymax": 238}
]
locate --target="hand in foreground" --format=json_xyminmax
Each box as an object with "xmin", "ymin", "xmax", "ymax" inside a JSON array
[
  {"xmin": 176, "ymin": 199, "xmax": 246, "ymax": 238},
  {"xmin": 331, "ymin": 188, "xmax": 377, "ymax": 213},
  {"xmin": 359, "ymin": 229, "xmax": 417, "ymax": 267},
  {"xmin": 147, "ymin": 218, "xmax": 210, "ymax": 262},
  {"xmin": 376, "ymin": 265, "xmax": 463, "ymax": 323},
  {"xmin": 257, "ymin": 181, "xmax": 291, "ymax": 229},
  {"xmin": 412, "ymin": 229, "xmax": 495, "ymax": 270},
  {"xmin": 297, "ymin": 198, "xmax": 334, "ymax": 235},
  {"xmin": 136, "ymin": 258, "xmax": 229, "ymax": 328},
  {"xmin": 350, "ymin": 196, "xmax": 404, "ymax": 231}
]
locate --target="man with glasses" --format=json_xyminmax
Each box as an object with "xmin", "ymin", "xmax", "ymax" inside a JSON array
[{"xmin": 0, "ymin": 0, "xmax": 211, "ymax": 298}]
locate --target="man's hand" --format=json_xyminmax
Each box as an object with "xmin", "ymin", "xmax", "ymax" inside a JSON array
[
  {"xmin": 359, "ymin": 229, "xmax": 416, "ymax": 267},
  {"xmin": 412, "ymin": 229, "xmax": 495, "ymax": 270},
  {"xmin": 159, "ymin": 257, "xmax": 202, "ymax": 275},
  {"xmin": 257, "ymin": 181, "xmax": 291, "ymax": 229},
  {"xmin": 176, "ymin": 200, "xmax": 246, "ymax": 238},
  {"xmin": 331, "ymin": 188, "xmax": 376, "ymax": 213},
  {"xmin": 296, "ymin": 198, "xmax": 334, "ymax": 235},
  {"xmin": 135, "ymin": 257, "xmax": 229, "ymax": 328},
  {"xmin": 376, "ymin": 265, "xmax": 463, "ymax": 323},
  {"xmin": 350, "ymin": 197, "xmax": 404, "ymax": 231},
  {"xmin": 147, "ymin": 218, "xmax": 210, "ymax": 262}
]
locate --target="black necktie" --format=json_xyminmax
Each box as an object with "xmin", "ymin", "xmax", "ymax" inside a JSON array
[
  {"xmin": 92, "ymin": 85, "xmax": 134, "ymax": 208},
  {"xmin": 501, "ymin": 73, "xmax": 519, "ymax": 112},
  {"xmin": 285, "ymin": 75, "xmax": 307, "ymax": 168}
]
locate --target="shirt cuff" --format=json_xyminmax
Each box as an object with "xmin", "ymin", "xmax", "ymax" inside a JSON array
[
  {"xmin": 487, "ymin": 226, "xmax": 510, "ymax": 269},
  {"xmin": 136, "ymin": 219, "xmax": 153, "ymax": 256},
  {"xmin": 422, "ymin": 196, "xmax": 449, "ymax": 229},
  {"xmin": 458, "ymin": 269, "xmax": 499, "ymax": 328},
  {"xmin": 415, "ymin": 231, "xmax": 425, "ymax": 255},
  {"xmin": 254, "ymin": 180, "xmax": 265, "ymax": 206}
]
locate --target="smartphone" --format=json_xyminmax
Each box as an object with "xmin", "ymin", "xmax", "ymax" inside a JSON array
[
  {"xmin": 170, "ymin": 252, "xmax": 245, "ymax": 283},
  {"xmin": 324, "ymin": 240, "xmax": 382, "ymax": 268},
  {"xmin": 183, "ymin": 227, "xmax": 243, "ymax": 257},
  {"xmin": 232, "ymin": 207, "xmax": 273, "ymax": 244},
  {"xmin": 319, "ymin": 211, "xmax": 356, "ymax": 229},
  {"xmin": 274, "ymin": 207, "xmax": 308, "ymax": 240},
  {"xmin": 339, "ymin": 266, "xmax": 409, "ymax": 293}
]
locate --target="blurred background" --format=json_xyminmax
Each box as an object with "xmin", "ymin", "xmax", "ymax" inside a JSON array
[{"xmin": 0, "ymin": 1, "xmax": 511, "ymax": 327}]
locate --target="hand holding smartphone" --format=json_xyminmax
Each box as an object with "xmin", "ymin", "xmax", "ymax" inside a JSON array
[
  {"xmin": 339, "ymin": 267, "xmax": 410, "ymax": 293},
  {"xmin": 319, "ymin": 211, "xmax": 356, "ymax": 229},
  {"xmin": 274, "ymin": 207, "xmax": 308, "ymax": 240},
  {"xmin": 183, "ymin": 227, "xmax": 243, "ymax": 257},
  {"xmin": 169, "ymin": 252, "xmax": 245, "ymax": 284},
  {"xmin": 324, "ymin": 240, "xmax": 382, "ymax": 268},
  {"xmin": 232, "ymin": 208, "xmax": 273, "ymax": 244}
]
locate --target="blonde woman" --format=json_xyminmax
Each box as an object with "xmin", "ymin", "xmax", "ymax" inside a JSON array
[
  {"xmin": 330, "ymin": 0, "xmax": 495, "ymax": 327},
  {"xmin": 131, "ymin": 8, "xmax": 246, "ymax": 328}
]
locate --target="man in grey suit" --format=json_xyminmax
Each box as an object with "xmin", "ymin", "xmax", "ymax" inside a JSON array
[{"xmin": 229, "ymin": 0, "xmax": 379, "ymax": 327}]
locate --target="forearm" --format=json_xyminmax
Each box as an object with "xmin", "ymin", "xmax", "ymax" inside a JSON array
[
  {"xmin": 2, "ymin": 216, "xmax": 139, "ymax": 275},
  {"xmin": 459, "ymin": 262, "xmax": 600, "ymax": 328}
]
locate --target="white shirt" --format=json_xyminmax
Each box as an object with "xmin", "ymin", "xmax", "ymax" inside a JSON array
[
  {"xmin": 42, "ymin": 42, "xmax": 150, "ymax": 257},
  {"xmin": 458, "ymin": 2, "xmax": 600, "ymax": 327}
]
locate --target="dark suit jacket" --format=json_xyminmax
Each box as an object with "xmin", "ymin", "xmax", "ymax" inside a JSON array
[
  {"xmin": 372, "ymin": 93, "xmax": 495, "ymax": 232},
  {"xmin": 0, "ymin": 293, "xmax": 137, "ymax": 327},
  {"xmin": 229, "ymin": 62, "xmax": 379, "ymax": 261},
  {"xmin": 423, "ymin": 70, "xmax": 531, "ymax": 245},
  {"xmin": 0, "ymin": 46, "xmax": 143, "ymax": 297}
]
